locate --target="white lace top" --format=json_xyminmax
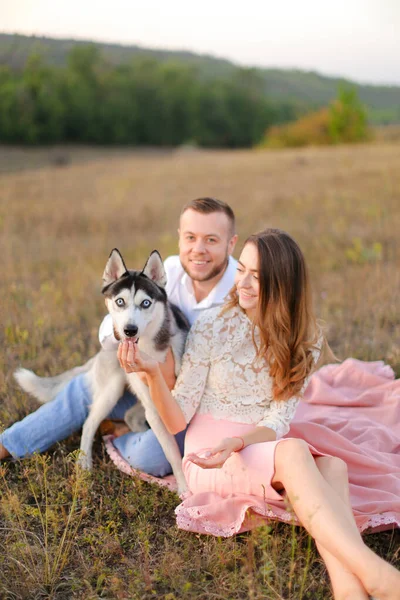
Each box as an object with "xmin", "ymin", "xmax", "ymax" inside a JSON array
[{"xmin": 172, "ymin": 305, "xmax": 322, "ymax": 439}]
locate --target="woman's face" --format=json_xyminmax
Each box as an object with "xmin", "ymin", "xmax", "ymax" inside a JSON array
[{"xmin": 235, "ymin": 242, "xmax": 260, "ymax": 319}]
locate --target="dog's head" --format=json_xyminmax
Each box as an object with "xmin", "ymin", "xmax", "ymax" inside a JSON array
[{"xmin": 102, "ymin": 249, "xmax": 168, "ymax": 343}]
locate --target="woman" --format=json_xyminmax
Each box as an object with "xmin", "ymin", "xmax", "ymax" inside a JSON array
[{"xmin": 118, "ymin": 228, "xmax": 400, "ymax": 600}]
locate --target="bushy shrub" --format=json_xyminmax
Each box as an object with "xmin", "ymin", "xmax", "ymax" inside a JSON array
[
  {"xmin": 328, "ymin": 87, "xmax": 370, "ymax": 144},
  {"xmin": 261, "ymin": 107, "xmax": 331, "ymax": 148},
  {"xmin": 261, "ymin": 86, "xmax": 371, "ymax": 148}
]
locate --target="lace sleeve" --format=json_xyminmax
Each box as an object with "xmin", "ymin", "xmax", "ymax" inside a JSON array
[
  {"xmin": 256, "ymin": 396, "xmax": 300, "ymax": 438},
  {"xmin": 171, "ymin": 311, "xmax": 214, "ymax": 423},
  {"xmin": 257, "ymin": 335, "xmax": 323, "ymax": 438}
]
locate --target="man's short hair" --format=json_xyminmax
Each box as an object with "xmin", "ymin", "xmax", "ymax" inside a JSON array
[{"xmin": 180, "ymin": 197, "xmax": 236, "ymax": 236}]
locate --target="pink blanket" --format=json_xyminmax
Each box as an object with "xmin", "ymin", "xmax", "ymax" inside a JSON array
[{"xmin": 104, "ymin": 359, "xmax": 400, "ymax": 533}]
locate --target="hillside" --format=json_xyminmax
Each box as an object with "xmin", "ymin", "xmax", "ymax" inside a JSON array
[{"xmin": 0, "ymin": 33, "xmax": 399, "ymax": 123}]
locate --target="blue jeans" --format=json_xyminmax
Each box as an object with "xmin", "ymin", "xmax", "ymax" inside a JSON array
[{"xmin": 0, "ymin": 374, "xmax": 186, "ymax": 477}]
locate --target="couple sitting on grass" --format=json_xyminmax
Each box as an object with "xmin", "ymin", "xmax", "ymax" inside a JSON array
[{"xmin": 1, "ymin": 198, "xmax": 400, "ymax": 600}]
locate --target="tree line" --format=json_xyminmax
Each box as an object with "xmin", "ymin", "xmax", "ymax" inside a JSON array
[{"xmin": 0, "ymin": 45, "xmax": 298, "ymax": 147}]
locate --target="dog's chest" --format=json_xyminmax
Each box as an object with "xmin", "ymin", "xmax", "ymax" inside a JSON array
[{"xmin": 137, "ymin": 338, "xmax": 167, "ymax": 361}]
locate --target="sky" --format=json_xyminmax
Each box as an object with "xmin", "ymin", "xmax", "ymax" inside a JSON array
[{"xmin": 1, "ymin": 0, "xmax": 400, "ymax": 85}]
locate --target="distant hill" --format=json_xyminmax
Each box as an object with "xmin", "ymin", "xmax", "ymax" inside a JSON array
[{"xmin": 0, "ymin": 33, "xmax": 399, "ymax": 123}]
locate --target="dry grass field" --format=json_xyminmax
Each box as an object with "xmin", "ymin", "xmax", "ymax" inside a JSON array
[{"xmin": 0, "ymin": 142, "xmax": 399, "ymax": 599}]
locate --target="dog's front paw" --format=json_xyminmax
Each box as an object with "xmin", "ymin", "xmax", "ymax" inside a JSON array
[
  {"xmin": 77, "ymin": 452, "xmax": 92, "ymax": 471},
  {"xmin": 128, "ymin": 417, "xmax": 149, "ymax": 433},
  {"xmin": 124, "ymin": 403, "xmax": 149, "ymax": 433},
  {"xmin": 176, "ymin": 476, "xmax": 188, "ymax": 497}
]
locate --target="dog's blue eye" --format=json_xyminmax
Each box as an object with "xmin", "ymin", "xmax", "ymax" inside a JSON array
[
  {"xmin": 116, "ymin": 298, "xmax": 125, "ymax": 307},
  {"xmin": 141, "ymin": 299, "xmax": 151, "ymax": 309}
]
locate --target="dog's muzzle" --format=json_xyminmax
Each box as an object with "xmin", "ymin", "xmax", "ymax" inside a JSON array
[{"xmin": 124, "ymin": 325, "xmax": 139, "ymax": 338}]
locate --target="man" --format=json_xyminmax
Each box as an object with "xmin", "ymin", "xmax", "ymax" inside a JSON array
[{"xmin": 0, "ymin": 198, "xmax": 238, "ymax": 476}]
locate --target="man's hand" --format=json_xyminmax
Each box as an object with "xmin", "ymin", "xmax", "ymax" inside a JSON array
[{"xmin": 186, "ymin": 437, "xmax": 243, "ymax": 469}]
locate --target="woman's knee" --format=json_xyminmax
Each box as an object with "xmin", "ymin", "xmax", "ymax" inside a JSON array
[
  {"xmin": 315, "ymin": 456, "xmax": 348, "ymax": 479},
  {"xmin": 275, "ymin": 438, "xmax": 310, "ymax": 470}
]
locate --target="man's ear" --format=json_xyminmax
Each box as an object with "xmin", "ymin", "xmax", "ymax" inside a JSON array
[{"xmin": 228, "ymin": 234, "xmax": 238, "ymax": 255}]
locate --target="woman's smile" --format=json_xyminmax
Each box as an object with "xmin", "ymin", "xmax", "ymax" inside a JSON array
[{"xmin": 235, "ymin": 242, "xmax": 260, "ymax": 318}]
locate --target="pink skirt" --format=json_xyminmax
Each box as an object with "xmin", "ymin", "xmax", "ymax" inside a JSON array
[
  {"xmin": 176, "ymin": 414, "xmax": 325, "ymax": 537},
  {"xmin": 105, "ymin": 359, "xmax": 400, "ymax": 537}
]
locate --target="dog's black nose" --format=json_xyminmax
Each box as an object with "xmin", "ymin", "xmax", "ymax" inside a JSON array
[{"xmin": 124, "ymin": 325, "xmax": 139, "ymax": 338}]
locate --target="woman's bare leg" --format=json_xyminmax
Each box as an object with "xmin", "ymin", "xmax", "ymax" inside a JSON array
[
  {"xmin": 273, "ymin": 439, "xmax": 400, "ymax": 600},
  {"xmin": 313, "ymin": 456, "xmax": 368, "ymax": 600}
]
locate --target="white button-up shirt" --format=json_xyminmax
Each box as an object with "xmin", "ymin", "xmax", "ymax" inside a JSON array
[
  {"xmin": 99, "ymin": 255, "xmax": 237, "ymax": 348},
  {"xmin": 163, "ymin": 255, "xmax": 237, "ymax": 326}
]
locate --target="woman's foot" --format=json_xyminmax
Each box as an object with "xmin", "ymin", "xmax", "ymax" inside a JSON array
[
  {"xmin": 99, "ymin": 420, "xmax": 130, "ymax": 438},
  {"xmin": 330, "ymin": 570, "xmax": 369, "ymax": 600},
  {"xmin": 335, "ymin": 592, "xmax": 368, "ymax": 600},
  {"xmin": 0, "ymin": 443, "xmax": 10, "ymax": 460},
  {"xmin": 113, "ymin": 422, "xmax": 131, "ymax": 438},
  {"xmin": 333, "ymin": 586, "xmax": 369, "ymax": 600},
  {"xmin": 363, "ymin": 559, "xmax": 400, "ymax": 600}
]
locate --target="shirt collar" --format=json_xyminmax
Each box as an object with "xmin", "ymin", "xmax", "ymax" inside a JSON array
[
  {"xmin": 181, "ymin": 256, "xmax": 237, "ymax": 309},
  {"xmin": 181, "ymin": 270, "xmax": 195, "ymax": 295}
]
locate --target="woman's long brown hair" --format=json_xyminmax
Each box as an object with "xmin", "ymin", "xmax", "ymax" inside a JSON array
[{"xmin": 224, "ymin": 228, "xmax": 323, "ymax": 401}]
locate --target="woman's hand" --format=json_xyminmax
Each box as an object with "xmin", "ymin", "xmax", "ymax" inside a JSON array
[
  {"xmin": 117, "ymin": 340, "xmax": 159, "ymax": 377},
  {"xmin": 186, "ymin": 437, "xmax": 243, "ymax": 469}
]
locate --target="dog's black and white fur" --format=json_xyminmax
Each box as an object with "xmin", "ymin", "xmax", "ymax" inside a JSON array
[{"xmin": 15, "ymin": 249, "xmax": 190, "ymax": 493}]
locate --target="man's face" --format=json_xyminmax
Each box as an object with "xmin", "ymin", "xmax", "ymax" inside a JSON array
[{"xmin": 178, "ymin": 209, "xmax": 237, "ymax": 282}]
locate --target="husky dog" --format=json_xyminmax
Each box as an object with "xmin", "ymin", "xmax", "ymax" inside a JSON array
[{"xmin": 15, "ymin": 249, "xmax": 190, "ymax": 494}]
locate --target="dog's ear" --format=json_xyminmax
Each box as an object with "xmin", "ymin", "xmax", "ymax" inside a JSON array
[
  {"xmin": 102, "ymin": 249, "xmax": 129, "ymax": 288},
  {"xmin": 142, "ymin": 250, "xmax": 167, "ymax": 288}
]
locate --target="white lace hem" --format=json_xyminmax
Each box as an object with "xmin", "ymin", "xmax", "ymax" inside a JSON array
[
  {"xmin": 359, "ymin": 514, "xmax": 400, "ymax": 533},
  {"xmin": 175, "ymin": 500, "xmax": 400, "ymax": 538},
  {"xmin": 175, "ymin": 502, "xmax": 293, "ymax": 538}
]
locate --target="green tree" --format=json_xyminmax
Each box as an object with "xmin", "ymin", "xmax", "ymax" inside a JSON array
[
  {"xmin": 22, "ymin": 54, "xmax": 65, "ymax": 143},
  {"xmin": 0, "ymin": 55, "xmax": 65, "ymax": 143},
  {"xmin": 63, "ymin": 45, "xmax": 104, "ymax": 142},
  {"xmin": 0, "ymin": 67, "xmax": 19, "ymax": 142},
  {"xmin": 328, "ymin": 86, "xmax": 369, "ymax": 143},
  {"xmin": 157, "ymin": 62, "xmax": 198, "ymax": 145}
]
